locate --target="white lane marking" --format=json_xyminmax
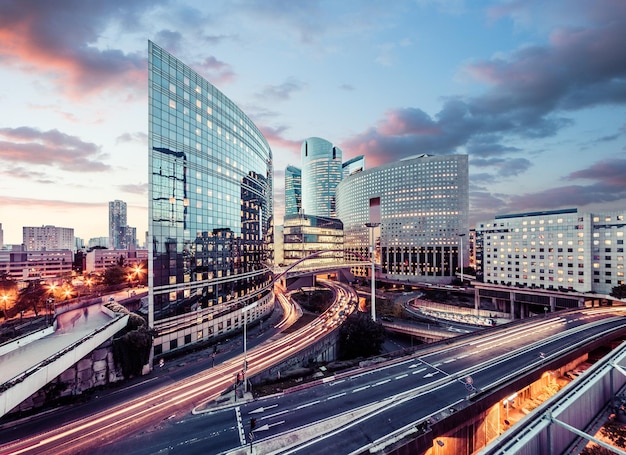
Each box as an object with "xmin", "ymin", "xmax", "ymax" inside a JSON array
[
  {"xmin": 374, "ymin": 379, "xmax": 391, "ymax": 387},
  {"xmin": 395, "ymin": 374, "xmax": 408, "ymax": 380},
  {"xmin": 411, "ymin": 367, "xmax": 427, "ymax": 375},
  {"xmin": 296, "ymin": 400, "xmax": 320, "ymax": 410},
  {"xmin": 353, "ymin": 385, "xmax": 371, "ymax": 393},
  {"xmin": 328, "ymin": 392, "xmax": 347, "ymax": 400}
]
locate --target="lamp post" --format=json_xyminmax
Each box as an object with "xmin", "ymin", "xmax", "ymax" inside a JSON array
[
  {"xmin": 241, "ymin": 301, "xmax": 258, "ymax": 393},
  {"xmin": 365, "ymin": 222, "xmax": 380, "ymax": 322},
  {"xmin": 458, "ymin": 233, "xmax": 466, "ymax": 284}
]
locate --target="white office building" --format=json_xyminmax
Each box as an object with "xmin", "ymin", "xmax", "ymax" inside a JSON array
[{"xmin": 476, "ymin": 208, "xmax": 625, "ymax": 295}]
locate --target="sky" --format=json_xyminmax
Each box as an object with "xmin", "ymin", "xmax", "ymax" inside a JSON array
[{"xmin": 0, "ymin": 0, "xmax": 625, "ymax": 246}]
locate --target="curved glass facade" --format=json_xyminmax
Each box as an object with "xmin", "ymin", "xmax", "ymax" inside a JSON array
[
  {"xmin": 301, "ymin": 137, "xmax": 342, "ymax": 218},
  {"xmin": 148, "ymin": 42, "xmax": 273, "ymax": 355},
  {"xmin": 336, "ymin": 154, "xmax": 469, "ymax": 283}
]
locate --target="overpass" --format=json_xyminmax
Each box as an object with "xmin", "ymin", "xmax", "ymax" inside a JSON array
[
  {"xmin": 0, "ymin": 302, "xmax": 129, "ymax": 418},
  {"xmin": 479, "ymin": 339, "xmax": 626, "ymax": 455}
]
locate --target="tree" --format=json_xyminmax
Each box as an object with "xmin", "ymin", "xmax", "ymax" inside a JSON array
[
  {"xmin": 103, "ymin": 265, "xmax": 126, "ymax": 286},
  {"xmin": 15, "ymin": 280, "xmax": 47, "ymax": 317},
  {"xmin": 610, "ymin": 284, "xmax": 626, "ymax": 300},
  {"xmin": 338, "ymin": 313, "xmax": 386, "ymax": 360}
]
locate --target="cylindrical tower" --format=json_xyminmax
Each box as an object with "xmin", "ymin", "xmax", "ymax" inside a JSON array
[{"xmin": 301, "ymin": 137, "xmax": 342, "ymax": 218}]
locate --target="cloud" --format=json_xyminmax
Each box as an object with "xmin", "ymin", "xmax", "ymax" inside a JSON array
[
  {"xmin": 470, "ymin": 157, "xmax": 532, "ymax": 177},
  {"xmin": 565, "ymin": 158, "xmax": 626, "ymax": 189},
  {"xmin": 116, "ymin": 132, "xmax": 148, "ymax": 145},
  {"xmin": 256, "ymin": 78, "xmax": 306, "ymax": 102},
  {"xmin": 339, "ymin": 83, "xmax": 355, "ymax": 91},
  {"xmin": 0, "ymin": 195, "xmax": 104, "ymax": 210},
  {"xmin": 0, "ymin": 0, "xmax": 161, "ymax": 100},
  {"xmin": 342, "ymin": 3, "xmax": 626, "ymax": 173},
  {"xmin": 258, "ymin": 125, "xmax": 302, "ymax": 156},
  {"xmin": 0, "ymin": 127, "xmax": 109, "ymax": 172},
  {"xmin": 195, "ymin": 56, "xmax": 236, "ymax": 85},
  {"xmin": 0, "ymin": 166, "xmax": 55, "ymax": 184},
  {"xmin": 118, "ymin": 183, "xmax": 148, "ymax": 195}
]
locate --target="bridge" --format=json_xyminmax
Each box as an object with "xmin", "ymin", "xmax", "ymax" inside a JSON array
[{"xmin": 0, "ymin": 300, "xmax": 129, "ymax": 419}]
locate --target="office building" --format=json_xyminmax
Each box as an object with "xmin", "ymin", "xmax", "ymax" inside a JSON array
[
  {"xmin": 476, "ymin": 208, "xmax": 625, "ymax": 295},
  {"xmin": 282, "ymin": 214, "xmax": 343, "ymax": 266},
  {"xmin": 88, "ymin": 237, "xmax": 109, "ymax": 249},
  {"xmin": 23, "ymin": 225, "xmax": 74, "ymax": 252},
  {"xmin": 0, "ymin": 223, "xmax": 3, "ymax": 249},
  {"xmin": 85, "ymin": 248, "xmax": 148, "ymax": 274},
  {"xmin": 0, "ymin": 247, "xmax": 73, "ymax": 281},
  {"xmin": 109, "ymin": 200, "xmax": 137, "ymax": 250},
  {"xmin": 301, "ymin": 137, "xmax": 342, "ymax": 218},
  {"xmin": 284, "ymin": 165, "xmax": 302, "ymax": 217},
  {"xmin": 336, "ymin": 154, "xmax": 469, "ymax": 283},
  {"xmin": 148, "ymin": 41, "xmax": 274, "ymax": 355},
  {"xmin": 342, "ymin": 155, "xmax": 365, "ymax": 178}
]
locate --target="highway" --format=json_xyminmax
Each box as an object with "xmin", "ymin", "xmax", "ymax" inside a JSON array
[
  {"xmin": 92, "ymin": 307, "xmax": 626, "ymax": 454},
  {"xmin": 0, "ymin": 282, "xmax": 356, "ymax": 455}
]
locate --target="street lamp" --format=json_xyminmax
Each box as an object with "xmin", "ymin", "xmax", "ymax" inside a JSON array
[
  {"xmin": 458, "ymin": 233, "xmax": 466, "ymax": 284},
  {"xmin": 241, "ymin": 301, "xmax": 258, "ymax": 393},
  {"xmin": 365, "ymin": 222, "xmax": 380, "ymax": 322}
]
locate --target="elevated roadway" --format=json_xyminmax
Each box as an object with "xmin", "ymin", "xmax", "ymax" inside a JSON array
[
  {"xmin": 58, "ymin": 307, "xmax": 626, "ymax": 455},
  {"xmin": 0, "ymin": 303, "xmax": 129, "ymax": 418}
]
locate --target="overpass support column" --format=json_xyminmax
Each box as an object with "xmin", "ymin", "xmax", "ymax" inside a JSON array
[
  {"xmin": 509, "ymin": 291, "xmax": 516, "ymax": 320},
  {"xmin": 550, "ymin": 295, "xmax": 556, "ymax": 313},
  {"xmin": 474, "ymin": 288, "xmax": 480, "ymax": 312}
]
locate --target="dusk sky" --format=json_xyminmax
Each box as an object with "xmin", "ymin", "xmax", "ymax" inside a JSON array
[{"xmin": 0, "ymin": 0, "xmax": 625, "ymax": 245}]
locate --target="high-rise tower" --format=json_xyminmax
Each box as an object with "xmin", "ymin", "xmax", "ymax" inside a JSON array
[
  {"xmin": 284, "ymin": 165, "xmax": 302, "ymax": 216},
  {"xmin": 148, "ymin": 41, "xmax": 274, "ymax": 356},
  {"xmin": 109, "ymin": 200, "xmax": 127, "ymax": 250},
  {"xmin": 301, "ymin": 137, "xmax": 342, "ymax": 218}
]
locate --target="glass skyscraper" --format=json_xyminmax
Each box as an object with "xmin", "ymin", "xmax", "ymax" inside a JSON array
[
  {"xmin": 336, "ymin": 154, "xmax": 469, "ymax": 282},
  {"xmin": 284, "ymin": 165, "xmax": 302, "ymax": 216},
  {"xmin": 301, "ymin": 137, "xmax": 342, "ymax": 218},
  {"xmin": 148, "ymin": 41, "xmax": 274, "ymax": 355}
]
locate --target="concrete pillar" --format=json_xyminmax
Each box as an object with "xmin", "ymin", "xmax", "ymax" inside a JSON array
[
  {"xmin": 474, "ymin": 288, "xmax": 480, "ymax": 312},
  {"xmin": 550, "ymin": 295, "xmax": 556, "ymax": 312},
  {"xmin": 509, "ymin": 291, "xmax": 516, "ymax": 320}
]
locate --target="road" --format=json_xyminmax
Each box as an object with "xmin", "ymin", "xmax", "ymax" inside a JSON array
[
  {"xmin": 93, "ymin": 307, "xmax": 626, "ymax": 455},
  {"xmin": 0, "ymin": 282, "xmax": 356, "ymax": 455}
]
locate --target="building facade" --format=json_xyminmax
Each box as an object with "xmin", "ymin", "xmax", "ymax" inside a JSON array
[
  {"xmin": 336, "ymin": 154, "xmax": 469, "ymax": 283},
  {"xmin": 282, "ymin": 214, "xmax": 343, "ymax": 266},
  {"xmin": 342, "ymin": 155, "xmax": 365, "ymax": 178},
  {"xmin": 148, "ymin": 41, "xmax": 274, "ymax": 356},
  {"xmin": 0, "ymin": 247, "xmax": 73, "ymax": 281},
  {"xmin": 84, "ymin": 249, "xmax": 148, "ymax": 274},
  {"xmin": 23, "ymin": 225, "xmax": 74, "ymax": 252},
  {"xmin": 476, "ymin": 208, "xmax": 625, "ymax": 295},
  {"xmin": 284, "ymin": 165, "xmax": 302, "ymax": 216},
  {"xmin": 301, "ymin": 137, "xmax": 343, "ymax": 218},
  {"xmin": 109, "ymin": 200, "xmax": 127, "ymax": 250}
]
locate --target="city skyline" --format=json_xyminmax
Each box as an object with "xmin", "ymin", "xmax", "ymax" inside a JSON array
[{"xmin": 1, "ymin": 0, "xmax": 625, "ymax": 244}]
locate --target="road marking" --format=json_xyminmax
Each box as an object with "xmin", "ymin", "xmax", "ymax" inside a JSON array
[
  {"xmin": 374, "ymin": 379, "xmax": 391, "ymax": 387},
  {"xmin": 408, "ymin": 363, "xmax": 421, "ymax": 369},
  {"xmin": 296, "ymin": 400, "xmax": 320, "ymax": 410},
  {"xmin": 350, "ymin": 371, "xmax": 373, "ymax": 379},
  {"xmin": 411, "ymin": 367, "xmax": 427, "ymax": 375},
  {"xmin": 353, "ymin": 385, "xmax": 371, "ymax": 393},
  {"xmin": 327, "ymin": 392, "xmax": 347, "ymax": 400},
  {"xmin": 457, "ymin": 354, "xmax": 469, "ymax": 359},
  {"xmin": 249, "ymin": 404, "xmax": 278, "ymax": 414},
  {"xmin": 395, "ymin": 374, "xmax": 408, "ymax": 380},
  {"xmin": 262, "ymin": 409, "xmax": 290, "ymax": 420},
  {"xmin": 235, "ymin": 406, "xmax": 246, "ymax": 446},
  {"xmin": 443, "ymin": 358, "xmax": 456, "ymax": 364},
  {"xmin": 329, "ymin": 379, "xmax": 345, "ymax": 386}
]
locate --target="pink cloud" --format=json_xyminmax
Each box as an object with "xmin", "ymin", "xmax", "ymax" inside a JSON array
[
  {"xmin": 0, "ymin": 126, "xmax": 109, "ymax": 172},
  {"xmin": 0, "ymin": 1, "xmax": 157, "ymax": 100}
]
